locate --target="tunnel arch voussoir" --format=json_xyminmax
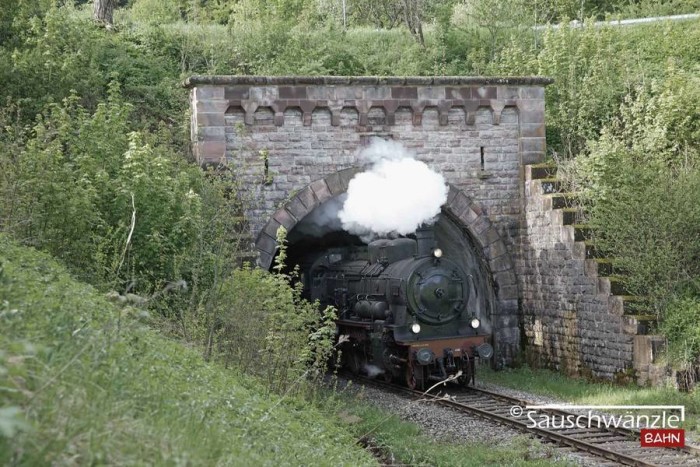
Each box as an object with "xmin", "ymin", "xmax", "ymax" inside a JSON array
[
  {"xmin": 255, "ymin": 167, "xmax": 361, "ymax": 269},
  {"xmin": 254, "ymin": 171, "xmax": 518, "ymax": 306}
]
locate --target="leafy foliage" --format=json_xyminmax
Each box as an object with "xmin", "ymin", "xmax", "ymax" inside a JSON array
[
  {"xmin": 660, "ymin": 298, "xmax": 700, "ymax": 369},
  {"xmin": 210, "ymin": 227, "xmax": 339, "ymax": 396},
  {"xmin": 0, "ymin": 85, "xmax": 219, "ymax": 294},
  {"xmin": 569, "ymin": 66, "xmax": 700, "ymax": 365},
  {"xmin": 0, "ymin": 235, "xmax": 374, "ymax": 465}
]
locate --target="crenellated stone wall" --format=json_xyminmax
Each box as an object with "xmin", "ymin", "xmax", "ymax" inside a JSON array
[
  {"xmin": 520, "ymin": 164, "xmax": 668, "ymax": 383},
  {"xmin": 184, "ymin": 75, "xmax": 662, "ymax": 378},
  {"xmin": 186, "ymin": 75, "xmax": 551, "ymax": 363}
]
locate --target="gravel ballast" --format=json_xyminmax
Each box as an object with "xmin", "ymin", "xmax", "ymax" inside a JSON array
[{"xmin": 341, "ymin": 376, "xmax": 612, "ymax": 466}]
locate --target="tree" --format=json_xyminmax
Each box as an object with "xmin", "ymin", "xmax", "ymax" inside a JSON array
[
  {"xmin": 402, "ymin": 0, "xmax": 425, "ymax": 45},
  {"xmin": 93, "ymin": 0, "xmax": 116, "ymax": 27}
]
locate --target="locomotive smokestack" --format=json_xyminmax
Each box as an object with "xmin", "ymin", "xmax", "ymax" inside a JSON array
[{"xmin": 415, "ymin": 226, "xmax": 436, "ymax": 257}]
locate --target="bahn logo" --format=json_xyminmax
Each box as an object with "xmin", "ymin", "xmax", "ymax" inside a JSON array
[
  {"xmin": 640, "ymin": 429, "xmax": 685, "ymax": 448},
  {"xmin": 509, "ymin": 404, "xmax": 686, "ymax": 448}
]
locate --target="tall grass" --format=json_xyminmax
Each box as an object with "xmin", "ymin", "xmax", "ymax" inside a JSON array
[{"xmin": 0, "ymin": 235, "xmax": 374, "ymax": 465}]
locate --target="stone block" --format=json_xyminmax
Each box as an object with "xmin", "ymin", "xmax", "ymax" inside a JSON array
[
  {"xmin": 391, "ymin": 87, "xmax": 418, "ymax": 99},
  {"xmin": 445, "ymin": 87, "xmax": 472, "ymax": 100},
  {"xmin": 324, "ymin": 172, "xmax": 345, "ymax": 196},
  {"xmin": 256, "ymin": 232, "xmax": 277, "ymax": 254},
  {"xmin": 521, "ymin": 137, "xmax": 546, "ymax": 153},
  {"xmin": 522, "ymin": 151, "xmax": 545, "ymax": 165},
  {"xmin": 520, "ymin": 123, "xmax": 545, "ymax": 138},
  {"xmin": 272, "ymin": 209, "xmax": 297, "ymax": 230},
  {"xmin": 196, "ymin": 85, "xmax": 224, "ymax": 100},
  {"xmin": 256, "ymin": 249, "xmax": 273, "ymax": 270},
  {"xmin": 499, "ymin": 285, "xmax": 519, "ymax": 301},
  {"xmin": 198, "ymin": 126, "xmax": 226, "ymax": 141},
  {"xmin": 521, "ymin": 87, "xmax": 545, "ymax": 99},
  {"xmin": 307, "ymin": 86, "xmax": 335, "ymax": 100},
  {"xmin": 197, "ymin": 113, "xmax": 225, "ymax": 127},
  {"xmin": 286, "ymin": 196, "xmax": 308, "ymax": 220},
  {"xmin": 519, "ymin": 107, "xmax": 545, "ymax": 124},
  {"xmin": 196, "ymin": 99, "xmax": 229, "ymax": 113},
  {"xmin": 471, "ymin": 216, "xmax": 491, "ymax": 236},
  {"xmin": 446, "ymin": 185, "xmax": 460, "ymax": 205},
  {"xmin": 310, "ymin": 179, "xmax": 333, "ymax": 203},
  {"xmin": 490, "ymin": 253, "xmax": 514, "ymax": 273},
  {"xmin": 482, "ymin": 227, "xmax": 501, "ymax": 248},
  {"xmin": 279, "ymin": 86, "xmax": 308, "ymax": 99},
  {"xmin": 365, "ymin": 86, "xmax": 391, "ymax": 100},
  {"xmin": 474, "ymin": 86, "xmax": 497, "ymax": 99},
  {"xmin": 335, "ymin": 86, "xmax": 364, "ymax": 100},
  {"xmin": 417, "ymin": 87, "xmax": 446, "ymax": 100},
  {"xmin": 497, "ymin": 86, "xmax": 520, "ymax": 100},
  {"xmin": 224, "ymin": 86, "xmax": 250, "ymax": 100},
  {"xmin": 457, "ymin": 205, "xmax": 480, "ymax": 228},
  {"xmin": 262, "ymin": 219, "xmax": 283, "ymax": 240},
  {"xmin": 296, "ymin": 186, "xmax": 318, "ymax": 210},
  {"xmin": 196, "ymin": 141, "xmax": 226, "ymax": 163}
]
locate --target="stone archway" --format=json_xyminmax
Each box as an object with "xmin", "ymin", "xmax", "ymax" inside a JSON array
[{"xmin": 254, "ymin": 169, "xmax": 521, "ymax": 359}]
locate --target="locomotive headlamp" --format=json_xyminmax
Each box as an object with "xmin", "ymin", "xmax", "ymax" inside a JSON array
[
  {"xmin": 433, "ymin": 248, "xmax": 443, "ymax": 258},
  {"xmin": 470, "ymin": 318, "xmax": 480, "ymax": 329},
  {"xmin": 411, "ymin": 323, "xmax": 421, "ymax": 334}
]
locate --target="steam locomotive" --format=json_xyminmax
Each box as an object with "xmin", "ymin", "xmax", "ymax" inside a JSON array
[{"xmin": 306, "ymin": 226, "xmax": 493, "ymax": 389}]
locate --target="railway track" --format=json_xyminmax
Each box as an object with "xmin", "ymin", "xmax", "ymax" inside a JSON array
[{"xmin": 351, "ymin": 374, "xmax": 700, "ymax": 466}]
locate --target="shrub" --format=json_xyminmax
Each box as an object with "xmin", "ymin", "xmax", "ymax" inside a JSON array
[
  {"xmin": 209, "ymin": 228, "xmax": 338, "ymax": 396},
  {"xmin": 0, "ymin": 234, "xmax": 374, "ymax": 466},
  {"xmin": 0, "ymin": 84, "xmax": 242, "ymax": 299},
  {"xmin": 660, "ymin": 297, "xmax": 700, "ymax": 369},
  {"xmin": 570, "ymin": 66, "xmax": 700, "ymax": 363},
  {"xmin": 1, "ymin": 5, "xmax": 185, "ymax": 130},
  {"xmin": 485, "ymin": 18, "xmax": 700, "ymax": 158}
]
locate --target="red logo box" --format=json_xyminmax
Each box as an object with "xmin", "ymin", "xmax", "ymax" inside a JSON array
[{"xmin": 640, "ymin": 429, "xmax": 685, "ymax": 448}]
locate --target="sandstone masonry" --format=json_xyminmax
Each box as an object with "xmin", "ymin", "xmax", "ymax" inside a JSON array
[{"xmin": 183, "ymin": 75, "xmax": 660, "ymax": 377}]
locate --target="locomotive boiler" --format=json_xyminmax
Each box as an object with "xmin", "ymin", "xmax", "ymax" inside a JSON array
[{"xmin": 307, "ymin": 226, "xmax": 493, "ymax": 389}]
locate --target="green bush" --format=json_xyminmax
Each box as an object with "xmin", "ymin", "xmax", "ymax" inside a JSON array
[
  {"xmin": 569, "ymin": 66, "xmax": 700, "ymax": 364},
  {"xmin": 484, "ymin": 18, "xmax": 700, "ymax": 158},
  {"xmin": 1, "ymin": 5, "xmax": 184, "ymax": 129},
  {"xmin": 209, "ymin": 228, "xmax": 338, "ymax": 396},
  {"xmin": 660, "ymin": 297, "xmax": 700, "ymax": 369},
  {"xmin": 0, "ymin": 235, "xmax": 374, "ymax": 465},
  {"xmin": 0, "ymin": 84, "xmax": 241, "ymax": 298}
]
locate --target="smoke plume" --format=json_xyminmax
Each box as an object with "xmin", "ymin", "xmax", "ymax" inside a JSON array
[
  {"xmin": 291, "ymin": 194, "xmax": 346, "ymax": 239},
  {"xmin": 339, "ymin": 140, "xmax": 448, "ymax": 241},
  {"xmin": 363, "ymin": 363, "xmax": 384, "ymax": 378}
]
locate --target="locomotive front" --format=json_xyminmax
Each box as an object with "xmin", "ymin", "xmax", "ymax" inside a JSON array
[{"xmin": 308, "ymin": 226, "xmax": 493, "ymax": 389}]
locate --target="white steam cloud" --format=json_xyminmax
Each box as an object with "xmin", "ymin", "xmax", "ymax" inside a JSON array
[
  {"xmin": 363, "ymin": 363, "xmax": 384, "ymax": 378},
  {"xmin": 339, "ymin": 140, "xmax": 448, "ymax": 241}
]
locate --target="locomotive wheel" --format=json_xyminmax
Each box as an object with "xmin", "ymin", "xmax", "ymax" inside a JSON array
[
  {"xmin": 383, "ymin": 369, "xmax": 393, "ymax": 383},
  {"xmin": 457, "ymin": 358, "xmax": 472, "ymax": 386},
  {"xmin": 345, "ymin": 346, "xmax": 362, "ymax": 375},
  {"xmin": 405, "ymin": 365, "xmax": 417, "ymax": 390},
  {"xmin": 405, "ymin": 364, "xmax": 425, "ymax": 390}
]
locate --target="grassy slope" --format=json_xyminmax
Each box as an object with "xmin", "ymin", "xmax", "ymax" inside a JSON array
[
  {"xmin": 0, "ymin": 234, "xmax": 374, "ymax": 465},
  {"xmin": 341, "ymin": 402, "xmax": 572, "ymax": 466},
  {"xmin": 0, "ymin": 236, "xmax": 572, "ymax": 467}
]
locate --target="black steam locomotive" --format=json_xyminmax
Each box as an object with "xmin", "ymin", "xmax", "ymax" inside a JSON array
[{"xmin": 306, "ymin": 226, "xmax": 493, "ymax": 389}]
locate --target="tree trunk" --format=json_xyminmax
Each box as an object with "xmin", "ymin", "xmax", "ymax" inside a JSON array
[{"xmin": 93, "ymin": 0, "xmax": 116, "ymax": 26}]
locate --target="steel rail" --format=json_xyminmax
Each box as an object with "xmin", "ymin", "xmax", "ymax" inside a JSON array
[
  {"xmin": 349, "ymin": 374, "xmax": 700, "ymax": 467},
  {"xmin": 467, "ymin": 385, "xmax": 700, "ymax": 461}
]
